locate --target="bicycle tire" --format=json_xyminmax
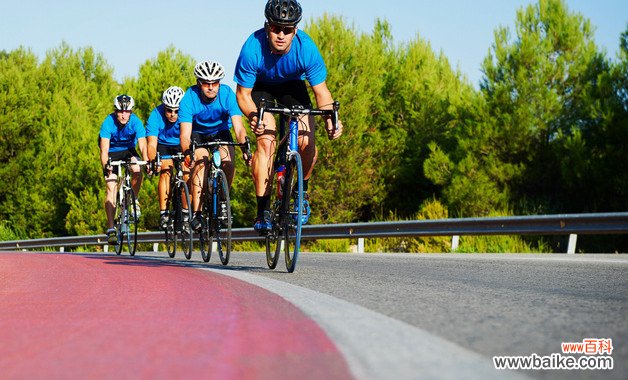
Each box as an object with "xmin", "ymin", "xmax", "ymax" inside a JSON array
[
  {"xmin": 113, "ymin": 191, "xmax": 124, "ymax": 255},
  {"xmin": 265, "ymin": 203, "xmax": 280, "ymax": 269},
  {"xmin": 199, "ymin": 180, "xmax": 212, "ymax": 263},
  {"xmin": 178, "ymin": 181, "xmax": 193, "ymax": 260},
  {"xmin": 125, "ymin": 188, "xmax": 138, "ymax": 256},
  {"xmin": 210, "ymin": 170, "xmax": 231, "ymax": 265},
  {"xmin": 278, "ymin": 152, "xmax": 303, "ymax": 273},
  {"xmin": 165, "ymin": 181, "xmax": 176, "ymax": 258}
]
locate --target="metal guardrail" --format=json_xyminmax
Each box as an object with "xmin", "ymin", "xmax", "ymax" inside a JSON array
[{"xmin": 0, "ymin": 212, "xmax": 626, "ymax": 252}]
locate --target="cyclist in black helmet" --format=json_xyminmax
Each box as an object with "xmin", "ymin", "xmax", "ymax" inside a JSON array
[{"xmin": 234, "ymin": 0, "xmax": 344, "ymax": 233}]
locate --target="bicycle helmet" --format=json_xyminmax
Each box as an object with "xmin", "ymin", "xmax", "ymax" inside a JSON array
[
  {"xmin": 194, "ymin": 60, "xmax": 225, "ymax": 82},
  {"xmin": 114, "ymin": 94, "xmax": 135, "ymax": 111},
  {"xmin": 162, "ymin": 86, "xmax": 184, "ymax": 109},
  {"xmin": 265, "ymin": 0, "xmax": 302, "ymax": 26}
]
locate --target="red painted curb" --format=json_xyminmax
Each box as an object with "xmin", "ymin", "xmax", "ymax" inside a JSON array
[{"xmin": 0, "ymin": 253, "xmax": 353, "ymax": 379}]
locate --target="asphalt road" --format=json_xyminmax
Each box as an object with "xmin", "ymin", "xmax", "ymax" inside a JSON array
[
  {"xmin": 161, "ymin": 250, "xmax": 627, "ymax": 380},
  {"xmin": 3, "ymin": 250, "xmax": 625, "ymax": 379}
]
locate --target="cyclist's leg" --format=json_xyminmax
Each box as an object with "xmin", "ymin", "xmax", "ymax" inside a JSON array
[
  {"xmin": 251, "ymin": 84, "xmax": 278, "ymax": 225},
  {"xmin": 191, "ymin": 149, "xmax": 208, "ymax": 213},
  {"xmin": 278, "ymin": 80, "xmax": 316, "ymax": 180},
  {"xmin": 298, "ymin": 114, "xmax": 317, "ymax": 180},
  {"xmin": 158, "ymin": 160, "xmax": 173, "ymax": 209},
  {"xmin": 104, "ymin": 150, "xmax": 126, "ymax": 230},
  {"xmin": 215, "ymin": 129, "xmax": 236, "ymax": 189},
  {"xmin": 129, "ymin": 150, "xmax": 143, "ymax": 197},
  {"xmin": 104, "ymin": 173, "xmax": 118, "ymax": 229}
]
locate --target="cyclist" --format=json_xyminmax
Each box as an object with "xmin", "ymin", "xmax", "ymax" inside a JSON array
[
  {"xmin": 99, "ymin": 94, "xmax": 148, "ymax": 244},
  {"xmin": 146, "ymin": 86, "xmax": 187, "ymax": 230},
  {"xmin": 179, "ymin": 60, "xmax": 251, "ymax": 232},
  {"xmin": 234, "ymin": 0, "xmax": 343, "ymax": 233}
]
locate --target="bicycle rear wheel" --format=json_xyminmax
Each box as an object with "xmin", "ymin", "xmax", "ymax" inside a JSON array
[
  {"xmin": 177, "ymin": 181, "xmax": 193, "ymax": 260},
  {"xmin": 210, "ymin": 170, "xmax": 232, "ymax": 265},
  {"xmin": 277, "ymin": 153, "xmax": 303, "ymax": 273},
  {"xmin": 125, "ymin": 188, "xmax": 138, "ymax": 256}
]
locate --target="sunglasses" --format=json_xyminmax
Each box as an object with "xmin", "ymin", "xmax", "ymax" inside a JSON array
[
  {"xmin": 198, "ymin": 80, "xmax": 220, "ymax": 87},
  {"xmin": 165, "ymin": 108, "xmax": 178, "ymax": 114},
  {"xmin": 268, "ymin": 24, "xmax": 295, "ymax": 35}
]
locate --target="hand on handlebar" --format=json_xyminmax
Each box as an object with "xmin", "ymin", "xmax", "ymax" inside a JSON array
[
  {"xmin": 241, "ymin": 136, "xmax": 253, "ymax": 166},
  {"xmin": 326, "ymin": 118, "xmax": 343, "ymax": 140},
  {"xmin": 250, "ymin": 114, "xmax": 266, "ymax": 136},
  {"xmin": 184, "ymin": 153, "xmax": 195, "ymax": 169},
  {"xmin": 102, "ymin": 164, "xmax": 113, "ymax": 178}
]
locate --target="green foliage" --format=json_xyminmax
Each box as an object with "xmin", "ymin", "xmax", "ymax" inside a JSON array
[
  {"xmin": 367, "ymin": 198, "xmax": 451, "ymax": 253},
  {"xmin": 303, "ymin": 239, "xmax": 351, "ymax": 253},
  {"xmin": 306, "ymin": 16, "xmax": 394, "ymax": 222},
  {"xmin": 0, "ymin": 5, "xmax": 625, "ymax": 253},
  {"xmin": 125, "ymin": 45, "xmax": 196, "ymax": 121},
  {"xmin": 0, "ymin": 220, "xmax": 23, "ymax": 241},
  {"xmin": 424, "ymin": 0, "xmax": 626, "ymax": 242},
  {"xmin": 455, "ymin": 235, "xmax": 548, "ymax": 253}
]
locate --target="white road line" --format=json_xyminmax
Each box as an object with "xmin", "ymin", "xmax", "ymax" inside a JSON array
[{"xmin": 206, "ymin": 268, "xmax": 530, "ymax": 380}]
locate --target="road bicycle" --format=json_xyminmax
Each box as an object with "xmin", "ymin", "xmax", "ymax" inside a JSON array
[
  {"xmin": 155, "ymin": 152, "xmax": 193, "ymax": 259},
  {"xmin": 192, "ymin": 138, "xmax": 251, "ymax": 264},
  {"xmin": 257, "ymin": 99, "xmax": 339, "ymax": 272},
  {"xmin": 108, "ymin": 158, "xmax": 147, "ymax": 256}
]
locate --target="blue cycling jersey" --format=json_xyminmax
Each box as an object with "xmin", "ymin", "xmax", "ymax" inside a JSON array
[
  {"xmin": 234, "ymin": 28, "xmax": 327, "ymax": 88},
  {"xmin": 99, "ymin": 113, "xmax": 145, "ymax": 152},
  {"xmin": 146, "ymin": 104, "xmax": 181, "ymax": 146},
  {"xmin": 178, "ymin": 84, "xmax": 242, "ymax": 136}
]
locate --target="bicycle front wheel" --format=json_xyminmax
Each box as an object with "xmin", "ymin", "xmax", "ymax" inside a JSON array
[
  {"xmin": 113, "ymin": 192, "xmax": 124, "ymax": 255},
  {"xmin": 265, "ymin": 205, "xmax": 280, "ymax": 269},
  {"xmin": 165, "ymin": 186, "xmax": 176, "ymax": 258},
  {"xmin": 278, "ymin": 152, "xmax": 303, "ymax": 273},
  {"xmin": 177, "ymin": 181, "xmax": 193, "ymax": 260},
  {"xmin": 125, "ymin": 188, "xmax": 138, "ymax": 256},
  {"xmin": 210, "ymin": 170, "xmax": 232, "ymax": 266},
  {"xmin": 199, "ymin": 183, "xmax": 212, "ymax": 263}
]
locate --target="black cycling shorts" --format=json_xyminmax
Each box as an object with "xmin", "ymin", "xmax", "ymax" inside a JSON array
[
  {"xmin": 252, "ymin": 80, "xmax": 312, "ymax": 108},
  {"xmin": 191, "ymin": 129, "xmax": 233, "ymax": 145},
  {"xmin": 157, "ymin": 144, "xmax": 181, "ymax": 158},
  {"xmin": 107, "ymin": 148, "xmax": 140, "ymax": 176}
]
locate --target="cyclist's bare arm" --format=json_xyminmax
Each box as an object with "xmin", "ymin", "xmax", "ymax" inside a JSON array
[
  {"xmin": 99, "ymin": 137, "xmax": 110, "ymax": 168},
  {"xmin": 147, "ymin": 136, "xmax": 158, "ymax": 161},
  {"xmin": 137, "ymin": 137, "xmax": 149, "ymax": 162},
  {"xmin": 179, "ymin": 121, "xmax": 195, "ymax": 169},
  {"xmin": 311, "ymin": 81, "xmax": 343, "ymax": 140},
  {"xmin": 180, "ymin": 122, "xmax": 193, "ymax": 154},
  {"xmin": 231, "ymin": 115, "xmax": 252, "ymax": 165},
  {"xmin": 236, "ymin": 84, "xmax": 265, "ymax": 135}
]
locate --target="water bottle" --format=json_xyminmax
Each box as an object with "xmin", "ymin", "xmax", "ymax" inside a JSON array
[{"xmin": 276, "ymin": 164, "xmax": 286, "ymax": 199}]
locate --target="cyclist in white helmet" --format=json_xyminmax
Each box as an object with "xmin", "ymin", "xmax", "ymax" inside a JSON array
[
  {"xmin": 99, "ymin": 94, "xmax": 148, "ymax": 244},
  {"xmin": 146, "ymin": 86, "xmax": 188, "ymax": 229},
  {"xmin": 179, "ymin": 60, "xmax": 251, "ymax": 232}
]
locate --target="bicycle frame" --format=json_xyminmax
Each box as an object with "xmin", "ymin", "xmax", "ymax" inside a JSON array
[
  {"xmin": 257, "ymin": 99, "xmax": 340, "ymax": 272},
  {"xmin": 156, "ymin": 152, "xmax": 192, "ymax": 259},
  {"xmin": 108, "ymin": 158, "xmax": 147, "ymax": 256},
  {"xmin": 192, "ymin": 138, "xmax": 250, "ymax": 264}
]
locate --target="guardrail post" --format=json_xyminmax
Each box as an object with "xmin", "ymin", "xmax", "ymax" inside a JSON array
[
  {"xmin": 104, "ymin": 244, "xmax": 109, "ymax": 253},
  {"xmin": 60, "ymin": 247, "xmax": 64, "ymax": 253},
  {"xmin": 153, "ymin": 243, "xmax": 159, "ymax": 252},
  {"xmin": 451, "ymin": 235, "xmax": 460, "ymax": 251},
  {"xmin": 357, "ymin": 238, "xmax": 364, "ymax": 253},
  {"xmin": 567, "ymin": 234, "xmax": 577, "ymax": 254}
]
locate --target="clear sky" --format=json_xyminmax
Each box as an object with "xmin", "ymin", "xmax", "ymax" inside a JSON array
[{"xmin": 1, "ymin": 1, "xmax": 626, "ymax": 88}]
